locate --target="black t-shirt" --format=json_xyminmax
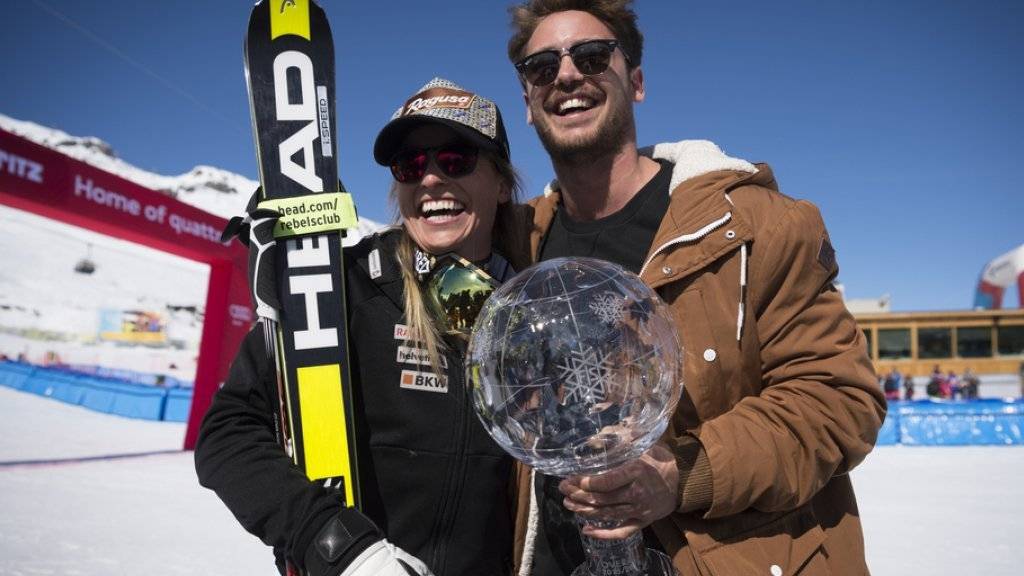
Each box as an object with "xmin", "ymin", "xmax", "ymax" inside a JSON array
[
  {"xmin": 532, "ymin": 159, "xmax": 673, "ymax": 575},
  {"xmin": 538, "ymin": 159, "xmax": 673, "ymax": 273}
]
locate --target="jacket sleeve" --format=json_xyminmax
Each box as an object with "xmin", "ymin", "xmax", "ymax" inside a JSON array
[
  {"xmin": 193, "ymin": 322, "xmax": 346, "ymax": 569},
  {"xmin": 697, "ymin": 199, "xmax": 886, "ymax": 518}
]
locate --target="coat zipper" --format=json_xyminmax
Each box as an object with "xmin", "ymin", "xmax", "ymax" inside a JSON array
[
  {"xmin": 638, "ymin": 212, "xmax": 732, "ymax": 277},
  {"xmin": 430, "ymin": 351, "xmax": 471, "ymax": 574}
]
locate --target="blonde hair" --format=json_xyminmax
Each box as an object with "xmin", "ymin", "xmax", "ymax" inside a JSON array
[{"xmin": 391, "ymin": 152, "xmax": 525, "ymax": 375}]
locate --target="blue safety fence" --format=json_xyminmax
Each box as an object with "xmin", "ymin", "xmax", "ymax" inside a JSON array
[
  {"xmin": 0, "ymin": 361, "xmax": 192, "ymax": 422},
  {"xmin": 877, "ymin": 398, "xmax": 1023, "ymax": 446},
  {"xmin": 4, "ymin": 360, "xmax": 1022, "ymax": 443},
  {"xmin": 66, "ymin": 363, "xmax": 192, "ymax": 389}
]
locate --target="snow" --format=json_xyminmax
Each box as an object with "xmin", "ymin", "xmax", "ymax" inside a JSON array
[
  {"xmin": 0, "ymin": 386, "xmax": 273, "ymax": 576},
  {"xmin": 0, "ymin": 112, "xmax": 388, "ymax": 575},
  {"xmin": 853, "ymin": 446, "xmax": 1024, "ymax": 575},
  {"xmin": 0, "ymin": 112, "xmax": 386, "ymax": 232},
  {"xmin": 0, "ymin": 385, "xmax": 1021, "ymax": 576},
  {"xmin": 0, "ymin": 114, "xmax": 383, "ymax": 381},
  {"xmin": 0, "ymin": 207, "xmax": 209, "ymax": 380},
  {"xmin": 0, "ymin": 112, "xmax": 255, "ymax": 220},
  {"xmin": 1, "ymin": 114, "xmax": 1021, "ymax": 575}
]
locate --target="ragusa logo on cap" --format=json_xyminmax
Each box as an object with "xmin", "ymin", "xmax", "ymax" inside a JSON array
[{"xmin": 402, "ymin": 87, "xmax": 476, "ymax": 116}]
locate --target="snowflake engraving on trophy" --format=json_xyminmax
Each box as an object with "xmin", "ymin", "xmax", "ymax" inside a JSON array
[
  {"xmin": 558, "ymin": 345, "xmax": 616, "ymax": 404},
  {"xmin": 467, "ymin": 257, "xmax": 684, "ymax": 576},
  {"xmin": 589, "ymin": 290, "xmax": 627, "ymax": 325}
]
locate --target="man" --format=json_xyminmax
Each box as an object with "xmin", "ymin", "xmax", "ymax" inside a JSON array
[{"xmin": 505, "ymin": 1, "xmax": 886, "ymax": 574}]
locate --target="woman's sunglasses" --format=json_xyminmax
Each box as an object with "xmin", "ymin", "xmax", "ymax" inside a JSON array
[
  {"xmin": 421, "ymin": 252, "xmax": 499, "ymax": 338},
  {"xmin": 390, "ymin": 144, "xmax": 479, "ymax": 184},
  {"xmin": 515, "ymin": 39, "xmax": 629, "ymax": 87}
]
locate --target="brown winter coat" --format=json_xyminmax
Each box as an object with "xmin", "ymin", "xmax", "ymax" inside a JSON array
[{"xmin": 512, "ymin": 142, "xmax": 886, "ymax": 576}]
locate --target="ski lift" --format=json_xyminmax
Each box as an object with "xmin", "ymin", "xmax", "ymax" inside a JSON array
[{"xmin": 74, "ymin": 243, "xmax": 96, "ymax": 275}]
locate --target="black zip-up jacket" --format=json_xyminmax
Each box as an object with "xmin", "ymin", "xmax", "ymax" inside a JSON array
[{"xmin": 195, "ymin": 229, "xmax": 515, "ymax": 575}]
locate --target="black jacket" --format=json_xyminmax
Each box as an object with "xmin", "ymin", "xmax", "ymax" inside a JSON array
[{"xmin": 195, "ymin": 229, "xmax": 515, "ymax": 575}]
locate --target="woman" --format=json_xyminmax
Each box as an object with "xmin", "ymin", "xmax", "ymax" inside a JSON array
[{"xmin": 195, "ymin": 78, "xmax": 528, "ymax": 576}]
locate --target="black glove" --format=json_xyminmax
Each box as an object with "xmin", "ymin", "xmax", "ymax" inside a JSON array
[
  {"xmin": 221, "ymin": 187, "xmax": 282, "ymax": 323},
  {"xmin": 302, "ymin": 508, "xmax": 434, "ymax": 576}
]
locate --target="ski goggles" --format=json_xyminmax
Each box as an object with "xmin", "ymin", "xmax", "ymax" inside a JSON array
[
  {"xmin": 390, "ymin": 144, "xmax": 479, "ymax": 183},
  {"xmin": 515, "ymin": 39, "xmax": 629, "ymax": 87},
  {"xmin": 419, "ymin": 252, "xmax": 499, "ymax": 338}
]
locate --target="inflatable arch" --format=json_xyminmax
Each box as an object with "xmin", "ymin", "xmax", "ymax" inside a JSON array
[{"xmin": 0, "ymin": 128, "xmax": 250, "ymax": 449}]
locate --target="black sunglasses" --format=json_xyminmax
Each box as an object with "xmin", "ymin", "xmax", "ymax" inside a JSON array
[
  {"xmin": 515, "ymin": 39, "xmax": 629, "ymax": 87},
  {"xmin": 390, "ymin": 144, "xmax": 479, "ymax": 183},
  {"xmin": 421, "ymin": 252, "xmax": 499, "ymax": 338}
]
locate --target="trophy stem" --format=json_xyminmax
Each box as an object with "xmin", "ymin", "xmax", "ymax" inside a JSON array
[{"xmin": 570, "ymin": 516, "xmax": 678, "ymax": 576}]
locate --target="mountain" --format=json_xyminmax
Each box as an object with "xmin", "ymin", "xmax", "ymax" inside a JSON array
[
  {"xmin": 0, "ymin": 113, "xmax": 384, "ymax": 239},
  {"xmin": 0, "ymin": 113, "xmax": 383, "ymax": 382}
]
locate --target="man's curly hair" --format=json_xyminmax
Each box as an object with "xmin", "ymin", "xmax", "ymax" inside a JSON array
[{"xmin": 507, "ymin": 0, "xmax": 643, "ymax": 68}]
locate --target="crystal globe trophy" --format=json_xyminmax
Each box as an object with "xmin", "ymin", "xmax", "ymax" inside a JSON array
[{"xmin": 467, "ymin": 257, "xmax": 684, "ymax": 576}]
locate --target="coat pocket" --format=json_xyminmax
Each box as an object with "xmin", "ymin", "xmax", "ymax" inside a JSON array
[
  {"xmin": 693, "ymin": 505, "xmax": 830, "ymax": 576},
  {"xmin": 673, "ymin": 288, "xmax": 736, "ymax": 422}
]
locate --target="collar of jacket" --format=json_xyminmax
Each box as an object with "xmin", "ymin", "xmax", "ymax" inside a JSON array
[
  {"xmin": 529, "ymin": 140, "xmax": 774, "ymax": 290},
  {"xmin": 358, "ymin": 225, "xmax": 527, "ymax": 311},
  {"xmin": 356, "ymin": 226, "xmax": 407, "ymax": 310}
]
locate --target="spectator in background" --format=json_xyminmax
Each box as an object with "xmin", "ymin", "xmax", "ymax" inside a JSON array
[
  {"xmin": 946, "ymin": 370, "xmax": 960, "ymax": 399},
  {"xmin": 927, "ymin": 366, "xmax": 944, "ymax": 398},
  {"xmin": 883, "ymin": 368, "xmax": 902, "ymax": 401},
  {"xmin": 962, "ymin": 368, "xmax": 980, "ymax": 400},
  {"xmin": 1019, "ymin": 361, "xmax": 1024, "ymax": 398},
  {"xmin": 903, "ymin": 373, "xmax": 915, "ymax": 400}
]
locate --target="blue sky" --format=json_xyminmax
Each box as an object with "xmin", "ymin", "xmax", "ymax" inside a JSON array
[{"xmin": 3, "ymin": 0, "xmax": 1021, "ymax": 311}]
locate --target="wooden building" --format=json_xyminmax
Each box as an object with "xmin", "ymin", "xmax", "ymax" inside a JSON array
[{"xmin": 853, "ymin": 308, "xmax": 1024, "ymax": 377}]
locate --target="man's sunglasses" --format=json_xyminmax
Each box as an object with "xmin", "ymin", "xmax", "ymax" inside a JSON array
[
  {"xmin": 421, "ymin": 252, "xmax": 499, "ymax": 338},
  {"xmin": 390, "ymin": 144, "xmax": 479, "ymax": 183},
  {"xmin": 515, "ymin": 39, "xmax": 629, "ymax": 87}
]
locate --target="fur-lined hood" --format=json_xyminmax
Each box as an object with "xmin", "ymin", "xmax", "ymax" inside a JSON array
[{"xmin": 542, "ymin": 139, "xmax": 758, "ymax": 198}]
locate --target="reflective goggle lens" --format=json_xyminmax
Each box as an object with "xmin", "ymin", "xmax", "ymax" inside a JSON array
[
  {"xmin": 424, "ymin": 253, "xmax": 498, "ymax": 337},
  {"xmin": 390, "ymin": 145, "xmax": 479, "ymax": 183}
]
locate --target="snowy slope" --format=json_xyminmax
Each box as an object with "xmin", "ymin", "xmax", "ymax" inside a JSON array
[
  {"xmin": 0, "ymin": 111, "xmax": 384, "ymax": 231},
  {"xmin": 0, "ymin": 114, "xmax": 384, "ymax": 380},
  {"xmin": 0, "ymin": 207, "xmax": 209, "ymax": 379},
  {"xmin": 0, "ymin": 112, "xmax": 253, "ymax": 220},
  {"xmin": 1, "ymin": 385, "xmax": 1022, "ymax": 576},
  {"xmin": 0, "ymin": 387, "xmax": 272, "ymax": 576}
]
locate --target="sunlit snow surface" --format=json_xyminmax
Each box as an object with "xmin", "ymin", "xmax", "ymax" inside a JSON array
[
  {"xmin": 0, "ymin": 386, "xmax": 273, "ymax": 576},
  {"xmin": 0, "ymin": 386, "xmax": 1021, "ymax": 575},
  {"xmin": 0, "ymin": 113, "xmax": 1020, "ymax": 576},
  {"xmin": 0, "ymin": 113, "xmax": 383, "ymax": 381}
]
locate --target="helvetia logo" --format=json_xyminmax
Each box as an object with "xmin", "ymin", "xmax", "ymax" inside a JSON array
[{"xmin": 397, "ymin": 345, "xmax": 447, "ymax": 368}]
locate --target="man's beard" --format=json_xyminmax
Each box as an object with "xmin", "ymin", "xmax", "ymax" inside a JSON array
[{"xmin": 533, "ymin": 97, "xmax": 634, "ymax": 166}]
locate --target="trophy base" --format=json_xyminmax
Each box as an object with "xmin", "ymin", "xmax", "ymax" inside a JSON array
[{"xmin": 570, "ymin": 546, "xmax": 677, "ymax": 576}]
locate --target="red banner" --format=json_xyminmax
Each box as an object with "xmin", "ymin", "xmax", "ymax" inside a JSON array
[{"xmin": 0, "ymin": 128, "xmax": 251, "ymax": 449}]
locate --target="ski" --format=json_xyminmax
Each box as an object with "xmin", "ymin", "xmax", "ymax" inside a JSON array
[{"xmin": 243, "ymin": 0, "xmax": 361, "ymax": 514}]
